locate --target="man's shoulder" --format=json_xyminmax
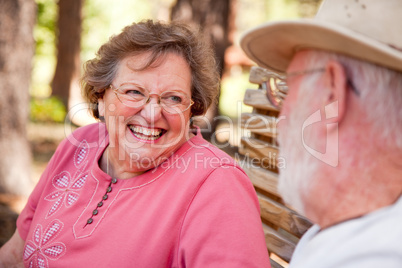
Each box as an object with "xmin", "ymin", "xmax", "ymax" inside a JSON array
[{"xmin": 290, "ymin": 199, "xmax": 402, "ymax": 267}]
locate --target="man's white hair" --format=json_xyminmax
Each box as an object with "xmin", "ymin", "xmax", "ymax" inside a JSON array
[{"xmin": 301, "ymin": 50, "xmax": 402, "ymax": 150}]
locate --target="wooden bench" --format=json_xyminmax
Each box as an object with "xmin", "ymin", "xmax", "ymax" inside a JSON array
[{"xmin": 238, "ymin": 66, "xmax": 313, "ymax": 268}]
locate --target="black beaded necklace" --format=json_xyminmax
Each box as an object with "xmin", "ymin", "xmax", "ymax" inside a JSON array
[{"xmin": 85, "ymin": 148, "xmax": 118, "ymax": 226}]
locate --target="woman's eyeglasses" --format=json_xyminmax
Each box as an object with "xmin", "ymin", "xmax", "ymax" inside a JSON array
[{"xmin": 110, "ymin": 83, "xmax": 194, "ymax": 114}]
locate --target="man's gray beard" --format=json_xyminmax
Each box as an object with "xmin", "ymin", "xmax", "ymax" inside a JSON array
[
  {"xmin": 277, "ymin": 86, "xmax": 320, "ymax": 216},
  {"xmin": 278, "ymin": 134, "xmax": 319, "ymax": 215}
]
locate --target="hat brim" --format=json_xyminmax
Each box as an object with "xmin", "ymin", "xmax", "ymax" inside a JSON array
[{"xmin": 240, "ymin": 19, "xmax": 402, "ymax": 73}]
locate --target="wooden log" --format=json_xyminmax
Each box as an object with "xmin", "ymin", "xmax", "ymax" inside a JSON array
[
  {"xmin": 270, "ymin": 258, "xmax": 285, "ymax": 268},
  {"xmin": 243, "ymin": 89, "xmax": 279, "ymax": 112},
  {"xmin": 239, "ymin": 137, "xmax": 279, "ymax": 169},
  {"xmin": 258, "ymin": 193, "xmax": 313, "ymax": 238},
  {"xmin": 241, "ymin": 113, "xmax": 278, "ymax": 138},
  {"xmin": 242, "ymin": 165, "xmax": 280, "ymax": 198},
  {"xmin": 249, "ymin": 66, "xmax": 286, "ymax": 85},
  {"xmin": 263, "ymin": 224, "xmax": 296, "ymax": 263},
  {"xmin": 241, "ymin": 65, "xmax": 314, "ymax": 267}
]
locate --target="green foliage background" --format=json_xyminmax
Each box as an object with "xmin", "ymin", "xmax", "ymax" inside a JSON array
[{"xmin": 31, "ymin": 0, "xmax": 320, "ymax": 122}]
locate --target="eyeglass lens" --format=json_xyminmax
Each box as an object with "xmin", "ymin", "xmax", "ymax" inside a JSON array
[
  {"xmin": 262, "ymin": 77, "xmax": 288, "ymax": 109},
  {"xmin": 113, "ymin": 84, "xmax": 192, "ymax": 113}
]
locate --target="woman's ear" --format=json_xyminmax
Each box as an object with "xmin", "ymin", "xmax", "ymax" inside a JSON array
[{"xmin": 322, "ymin": 60, "xmax": 349, "ymax": 124}]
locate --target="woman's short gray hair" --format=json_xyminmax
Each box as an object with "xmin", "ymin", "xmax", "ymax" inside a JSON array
[{"xmin": 81, "ymin": 20, "xmax": 220, "ymax": 119}]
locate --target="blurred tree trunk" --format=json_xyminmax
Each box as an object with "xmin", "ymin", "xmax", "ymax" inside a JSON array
[
  {"xmin": 298, "ymin": 0, "xmax": 323, "ymax": 17},
  {"xmin": 0, "ymin": 0, "xmax": 36, "ymax": 197},
  {"xmin": 171, "ymin": 0, "xmax": 235, "ymax": 140},
  {"xmin": 51, "ymin": 0, "xmax": 83, "ymax": 110}
]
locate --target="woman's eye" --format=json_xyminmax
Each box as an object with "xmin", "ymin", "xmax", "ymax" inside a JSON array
[
  {"xmin": 126, "ymin": 89, "xmax": 143, "ymax": 96},
  {"xmin": 170, "ymin": 96, "xmax": 182, "ymax": 103},
  {"xmin": 163, "ymin": 94, "xmax": 183, "ymax": 104}
]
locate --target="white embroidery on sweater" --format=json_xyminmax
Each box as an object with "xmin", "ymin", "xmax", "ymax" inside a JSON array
[
  {"xmin": 74, "ymin": 140, "xmax": 89, "ymax": 168},
  {"xmin": 45, "ymin": 170, "xmax": 88, "ymax": 218},
  {"xmin": 24, "ymin": 220, "xmax": 66, "ymax": 267}
]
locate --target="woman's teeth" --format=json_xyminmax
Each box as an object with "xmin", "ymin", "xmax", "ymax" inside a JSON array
[{"xmin": 129, "ymin": 126, "xmax": 163, "ymax": 140}]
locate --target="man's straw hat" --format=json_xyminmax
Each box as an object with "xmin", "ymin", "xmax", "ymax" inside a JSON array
[{"xmin": 240, "ymin": 0, "xmax": 402, "ymax": 73}]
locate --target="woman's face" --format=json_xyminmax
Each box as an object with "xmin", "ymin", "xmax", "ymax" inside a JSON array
[{"xmin": 98, "ymin": 52, "xmax": 193, "ymax": 177}]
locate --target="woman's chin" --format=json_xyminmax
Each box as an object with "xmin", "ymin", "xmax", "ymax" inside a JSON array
[{"xmin": 128, "ymin": 152, "xmax": 165, "ymax": 172}]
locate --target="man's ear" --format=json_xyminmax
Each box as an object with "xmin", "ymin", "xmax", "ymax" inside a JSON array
[
  {"xmin": 322, "ymin": 60, "xmax": 348, "ymax": 124},
  {"xmin": 98, "ymin": 98, "xmax": 105, "ymax": 117}
]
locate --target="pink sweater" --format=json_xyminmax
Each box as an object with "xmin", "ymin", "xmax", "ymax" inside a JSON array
[{"xmin": 17, "ymin": 123, "xmax": 270, "ymax": 267}]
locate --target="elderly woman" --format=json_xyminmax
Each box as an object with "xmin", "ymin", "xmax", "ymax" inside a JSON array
[{"xmin": 0, "ymin": 20, "xmax": 270, "ymax": 267}]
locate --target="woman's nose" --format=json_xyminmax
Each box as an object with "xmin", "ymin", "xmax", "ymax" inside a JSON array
[{"xmin": 140, "ymin": 96, "xmax": 162, "ymax": 122}]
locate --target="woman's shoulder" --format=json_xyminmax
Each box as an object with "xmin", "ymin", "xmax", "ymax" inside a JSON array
[
  {"xmin": 185, "ymin": 132, "xmax": 241, "ymax": 170},
  {"xmin": 55, "ymin": 122, "xmax": 107, "ymax": 155},
  {"xmin": 69, "ymin": 122, "xmax": 106, "ymax": 138},
  {"xmin": 63, "ymin": 122, "xmax": 107, "ymax": 145}
]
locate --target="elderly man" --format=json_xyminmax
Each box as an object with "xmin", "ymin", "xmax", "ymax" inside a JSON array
[{"xmin": 241, "ymin": 0, "xmax": 402, "ymax": 267}]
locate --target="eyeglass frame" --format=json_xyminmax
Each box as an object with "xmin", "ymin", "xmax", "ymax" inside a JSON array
[
  {"xmin": 261, "ymin": 67, "xmax": 360, "ymax": 109},
  {"xmin": 110, "ymin": 84, "xmax": 195, "ymax": 114}
]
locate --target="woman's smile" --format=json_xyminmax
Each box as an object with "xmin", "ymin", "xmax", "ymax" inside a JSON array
[{"xmin": 128, "ymin": 125, "xmax": 166, "ymax": 142}]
